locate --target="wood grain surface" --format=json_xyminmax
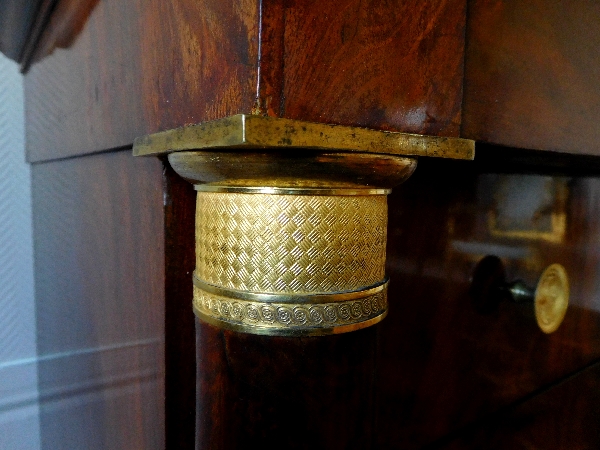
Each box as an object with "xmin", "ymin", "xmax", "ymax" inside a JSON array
[
  {"xmin": 163, "ymin": 161, "xmax": 197, "ymax": 449},
  {"xmin": 23, "ymin": 0, "xmax": 600, "ymax": 161},
  {"xmin": 377, "ymin": 159, "xmax": 600, "ymax": 448},
  {"xmin": 462, "ymin": 0, "xmax": 600, "ymax": 155},
  {"xmin": 32, "ymin": 150, "xmax": 165, "ymax": 449},
  {"xmin": 196, "ymin": 320, "xmax": 379, "ymax": 450},
  {"xmin": 25, "ymin": 0, "xmax": 466, "ymax": 163},
  {"xmin": 25, "ymin": 0, "xmax": 259, "ymax": 161},
  {"xmin": 437, "ymin": 361, "xmax": 600, "ymax": 449},
  {"xmin": 269, "ymin": 0, "xmax": 467, "ymax": 137}
]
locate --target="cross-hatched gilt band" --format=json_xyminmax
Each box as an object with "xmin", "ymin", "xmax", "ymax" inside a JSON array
[
  {"xmin": 196, "ymin": 191, "xmax": 387, "ymax": 293},
  {"xmin": 194, "ymin": 188, "xmax": 390, "ymax": 335}
]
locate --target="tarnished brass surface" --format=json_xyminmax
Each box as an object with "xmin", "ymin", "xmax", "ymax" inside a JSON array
[
  {"xmin": 471, "ymin": 256, "xmax": 570, "ymax": 334},
  {"xmin": 194, "ymin": 297, "xmax": 387, "ymax": 337},
  {"xmin": 133, "ymin": 114, "xmax": 475, "ymax": 160},
  {"xmin": 170, "ymin": 151, "xmax": 417, "ymax": 187},
  {"xmin": 535, "ymin": 264, "xmax": 569, "ymax": 334},
  {"xmin": 195, "ymin": 185, "xmax": 392, "ymax": 196}
]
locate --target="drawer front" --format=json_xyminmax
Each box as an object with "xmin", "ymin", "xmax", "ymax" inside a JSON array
[{"xmin": 378, "ymin": 159, "xmax": 600, "ymax": 448}]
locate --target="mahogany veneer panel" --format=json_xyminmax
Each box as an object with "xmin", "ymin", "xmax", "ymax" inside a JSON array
[
  {"xmin": 25, "ymin": 0, "xmax": 467, "ymax": 163},
  {"xmin": 439, "ymin": 361, "xmax": 600, "ymax": 449},
  {"xmin": 25, "ymin": 0, "xmax": 259, "ymax": 162},
  {"xmin": 196, "ymin": 320, "xmax": 378, "ymax": 450},
  {"xmin": 163, "ymin": 162, "xmax": 197, "ymax": 449},
  {"xmin": 462, "ymin": 0, "xmax": 600, "ymax": 155},
  {"xmin": 272, "ymin": 0, "xmax": 467, "ymax": 137},
  {"xmin": 32, "ymin": 150, "xmax": 165, "ymax": 448},
  {"xmin": 376, "ymin": 160, "xmax": 600, "ymax": 448}
]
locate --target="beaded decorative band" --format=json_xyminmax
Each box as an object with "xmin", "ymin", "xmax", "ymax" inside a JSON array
[{"xmin": 192, "ymin": 282, "xmax": 388, "ymax": 336}]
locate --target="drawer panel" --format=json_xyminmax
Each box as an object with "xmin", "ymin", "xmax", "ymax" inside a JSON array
[{"xmin": 378, "ymin": 159, "xmax": 600, "ymax": 448}]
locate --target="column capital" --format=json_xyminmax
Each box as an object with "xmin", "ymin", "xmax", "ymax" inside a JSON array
[{"xmin": 134, "ymin": 115, "xmax": 474, "ymax": 335}]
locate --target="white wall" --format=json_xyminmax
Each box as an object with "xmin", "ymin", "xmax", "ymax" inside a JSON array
[{"xmin": 0, "ymin": 54, "xmax": 40, "ymax": 449}]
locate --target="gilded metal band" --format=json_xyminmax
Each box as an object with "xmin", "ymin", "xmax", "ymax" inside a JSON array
[
  {"xmin": 194, "ymin": 189, "xmax": 390, "ymax": 335},
  {"xmin": 193, "ymin": 274, "xmax": 389, "ymax": 303},
  {"xmin": 193, "ymin": 284, "xmax": 388, "ymax": 336},
  {"xmin": 196, "ymin": 192, "xmax": 387, "ymax": 294},
  {"xmin": 194, "ymin": 185, "xmax": 391, "ymax": 196}
]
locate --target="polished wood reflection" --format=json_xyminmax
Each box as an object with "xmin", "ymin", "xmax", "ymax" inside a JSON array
[
  {"xmin": 196, "ymin": 320, "xmax": 378, "ymax": 449},
  {"xmin": 462, "ymin": 0, "xmax": 600, "ymax": 155},
  {"xmin": 438, "ymin": 361, "xmax": 600, "ymax": 449},
  {"xmin": 258, "ymin": 0, "xmax": 466, "ymax": 137},
  {"xmin": 378, "ymin": 158, "xmax": 600, "ymax": 448},
  {"xmin": 16, "ymin": 0, "xmax": 600, "ymax": 447},
  {"xmin": 25, "ymin": 0, "xmax": 259, "ymax": 161}
]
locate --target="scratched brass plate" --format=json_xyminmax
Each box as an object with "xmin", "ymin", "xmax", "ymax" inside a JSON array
[
  {"xmin": 133, "ymin": 114, "xmax": 475, "ymax": 160},
  {"xmin": 534, "ymin": 264, "xmax": 569, "ymax": 334}
]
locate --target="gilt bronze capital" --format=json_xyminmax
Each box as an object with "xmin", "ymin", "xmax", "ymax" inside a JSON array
[{"xmin": 134, "ymin": 114, "xmax": 474, "ymax": 335}]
